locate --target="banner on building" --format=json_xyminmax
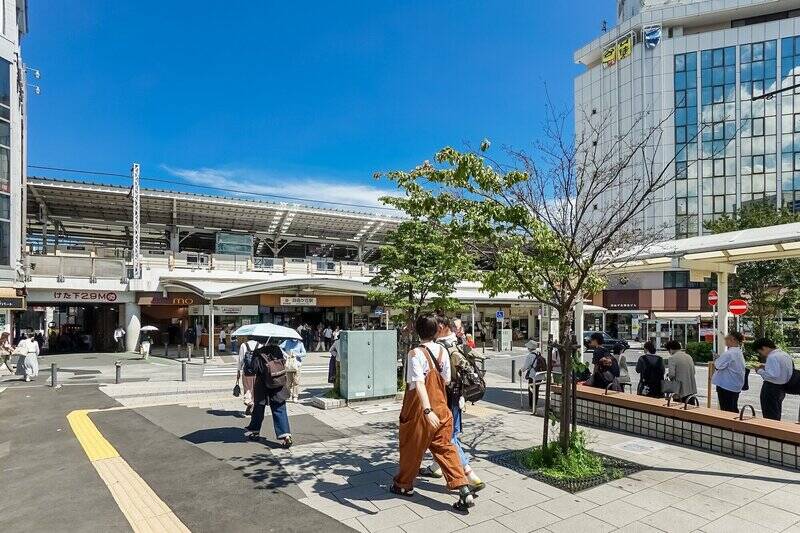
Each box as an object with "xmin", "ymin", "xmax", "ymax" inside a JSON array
[
  {"xmin": 617, "ymin": 34, "xmax": 633, "ymax": 60},
  {"xmin": 643, "ymin": 25, "xmax": 662, "ymax": 49},
  {"xmin": 602, "ymin": 45, "xmax": 617, "ymax": 67}
]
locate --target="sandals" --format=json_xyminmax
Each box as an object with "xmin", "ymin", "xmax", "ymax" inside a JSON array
[
  {"xmin": 389, "ymin": 484, "xmax": 415, "ymax": 497},
  {"xmin": 453, "ymin": 486, "xmax": 475, "ymax": 514},
  {"xmin": 281, "ymin": 436, "xmax": 293, "ymax": 449},
  {"xmin": 469, "ymin": 481, "xmax": 486, "ymax": 494}
]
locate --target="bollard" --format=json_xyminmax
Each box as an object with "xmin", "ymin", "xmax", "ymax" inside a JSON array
[
  {"xmin": 187, "ymin": 344, "xmax": 192, "ymax": 362},
  {"xmin": 181, "ymin": 361, "xmax": 188, "ymax": 382},
  {"xmin": 50, "ymin": 363, "xmax": 58, "ymax": 388},
  {"xmin": 511, "ymin": 359, "xmax": 517, "ymax": 383},
  {"xmin": 164, "ymin": 342, "xmax": 169, "ymax": 358},
  {"xmin": 115, "ymin": 361, "xmax": 122, "ymax": 384},
  {"xmin": 203, "ymin": 350, "xmax": 207, "ymax": 364}
]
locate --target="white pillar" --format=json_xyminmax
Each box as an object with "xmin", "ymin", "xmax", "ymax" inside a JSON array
[
  {"xmin": 575, "ymin": 298, "xmax": 586, "ymax": 363},
  {"xmin": 209, "ymin": 300, "xmax": 215, "ymax": 357},
  {"xmin": 471, "ymin": 302, "xmax": 476, "ymax": 338},
  {"xmin": 124, "ymin": 302, "xmax": 141, "ymax": 352},
  {"xmin": 717, "ymin": 271, "xmax": 729, "ymax": 356},
  {"xmin": 601, "ymin": 312, "xmax": 607, "ymax": 334}
]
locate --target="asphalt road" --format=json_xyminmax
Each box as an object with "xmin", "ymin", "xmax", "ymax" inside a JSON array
[{"xmin": 483, "ymin": 348, "xmax": 800, "ymax": 422}]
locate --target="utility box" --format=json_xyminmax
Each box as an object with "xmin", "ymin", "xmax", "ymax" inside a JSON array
[{"xmin": 339, "ymin": 330, "xmax": 398, "ymax": 401}]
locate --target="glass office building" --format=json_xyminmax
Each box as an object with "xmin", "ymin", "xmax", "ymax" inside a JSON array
[{"xmin": 575, "ymin": 0, "xmax": 800, "ymax": 238}]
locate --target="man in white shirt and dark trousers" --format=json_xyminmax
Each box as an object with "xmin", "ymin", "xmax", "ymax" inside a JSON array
[{"xmin": 754, "ymin": 338, "xmax": 794, "ymax": 421}]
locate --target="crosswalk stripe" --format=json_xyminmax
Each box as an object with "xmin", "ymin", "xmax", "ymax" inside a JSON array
[{"xmin": 202, "ymin": 366, "xmax": 328, "ymax": 376}]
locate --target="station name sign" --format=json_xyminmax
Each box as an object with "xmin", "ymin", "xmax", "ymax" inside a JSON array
[{"xmin": 280, "ymin": 297, "xmax": 317, "ymax": 306}]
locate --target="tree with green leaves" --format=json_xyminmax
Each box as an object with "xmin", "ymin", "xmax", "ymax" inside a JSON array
[
  {"xmin": 379, "ymin": 107, "xmax": 679, "ymax": 452},
  {"xmin": 706, "ymin": 202, "xmax": 800, "ymax": 339},
  {"xmin": 368, "ymin": 219, "xmax": 475, "ymax": 351}
]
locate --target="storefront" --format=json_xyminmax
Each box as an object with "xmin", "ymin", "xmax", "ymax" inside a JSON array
[
  {"xmin": 605, "ymin": 309, "xmax": 649, "ymax": 341},
  {"xmin": 189, "ymin": 302, "xmax": 260, "ymax": 347},
  {"xmin": 642, "ymin": 312, "xmax": 714, "ymax": 349},
  {"xmin": 0, "ymin": 290, "xmax": 25, "ymax": 336},
  {"xmin": 137, "ymin": 292, "xmax": 202, "ymax": 344},
  {"xmin": 259, "ymin": 294, "xmax": 354, "ymax": 329},
  {"xmin": 18, "ymin": 289, "xmax": 133, "ymax": 352}
]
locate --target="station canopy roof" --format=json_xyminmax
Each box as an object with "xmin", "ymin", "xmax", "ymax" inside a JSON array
[
  {"xmin": 604, "ymin": 222, "xmax": 800, "ymax": 274},
  {"xmin": 26, "ymin": 177, "xmax": 403, "ymax": 246}
]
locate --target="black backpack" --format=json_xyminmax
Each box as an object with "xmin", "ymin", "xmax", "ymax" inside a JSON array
[
  {"xmin": 252, "ymin": 345, "xmax": 287, "ymax": 389},
  {"xmin": 242, "ymin": 341, "xmax": 256, "ymax": 376}
]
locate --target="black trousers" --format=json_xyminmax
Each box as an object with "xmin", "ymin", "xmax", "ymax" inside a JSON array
[
  {"xmin": 760, "ymin": 381, "xmax": 786, "ymax": 421},
  {"xmin": 716, "ymin": 386, "xmax": 740, "ymax": 413},
  {"xmin": 116, "ymin": 338, "xmax": 124, "ymax": 352}
]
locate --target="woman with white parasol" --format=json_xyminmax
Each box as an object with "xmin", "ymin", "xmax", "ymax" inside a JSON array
[{"xmin": 139, "ymin": 326, "xmax": 159, "ymax": 359}]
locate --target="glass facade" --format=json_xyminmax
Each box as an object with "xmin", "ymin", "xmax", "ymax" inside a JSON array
[
  {"xmin": 673, "ymin": 37, "xmax": 800, "ymax": 236},
  {"xmin": 674, "ymin": 52, "xmax": 698, "ymax": 238},
  {"xmin": 0, "ymin": 58, "xmax": 9, "ymax": 266}
]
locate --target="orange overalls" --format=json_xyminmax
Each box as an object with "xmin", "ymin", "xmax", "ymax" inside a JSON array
[{"xmin": 393, "ymin": 348, "xmax": 468, "ymax": 490}]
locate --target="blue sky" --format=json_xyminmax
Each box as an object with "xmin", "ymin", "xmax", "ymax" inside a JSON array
[{"xmin": 26, "ymin": 1, "xmax": 614, "ymax": 209}]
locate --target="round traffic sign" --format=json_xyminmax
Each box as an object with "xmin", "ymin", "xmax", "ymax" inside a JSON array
[
  {"xmin": 728, "ymin": 299, "xmax": 749, "ymax": 316},
  {"xmin": 708, "ymin": 290, "xmax": 718, "ymax": 306}
]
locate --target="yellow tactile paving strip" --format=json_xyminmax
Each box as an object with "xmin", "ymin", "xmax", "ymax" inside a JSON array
[{"xmin": 67, "ymin": 409, "xmax": 191, "ymax": 533}]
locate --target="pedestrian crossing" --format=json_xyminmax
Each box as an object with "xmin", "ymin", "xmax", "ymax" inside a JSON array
[{"xmin": 202, "ymin": 365, "xmax": 328, "ymax": 377}]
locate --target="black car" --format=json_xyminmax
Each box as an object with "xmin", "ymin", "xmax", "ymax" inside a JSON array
[{"xmin": 583, "ymin": 331, "xmax": 630, "ymax": 353}]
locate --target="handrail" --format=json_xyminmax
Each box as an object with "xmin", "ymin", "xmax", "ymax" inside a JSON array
[
  {"xmin": 665, "ymin": 393, "xmax": 673, "ymax": 407},
  {"xmin": 683, "ymin": 394, "xmax": 700, "ymax": 410},
  {"xmin": 604, "ymin": 382, "xmax": 619, "ymax": 395},
  {"xmin": 739, "ymin": 404, "xmax": 756, "ymax": 421}
]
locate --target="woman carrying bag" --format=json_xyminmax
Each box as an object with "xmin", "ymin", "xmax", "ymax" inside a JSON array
[
  {"xmin": 14, "ymin": 332, "xmax": 39, "ymax": 382},
  {"xmin": 245, "ymin": 340, "xmax": 292, "ymax": 448}
]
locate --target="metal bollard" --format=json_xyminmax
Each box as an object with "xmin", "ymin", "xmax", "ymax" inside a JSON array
[
  {"xmin": 511, "ymin": 359, "xmax": 517, "ymax": 383},
  {"xmin": 203, "ymin": 350, "xmax": 207, "ymax": 364},
  {"xmin": 115, "ymin": 361, "xmax": 122, "ymax": 384},
  {"xmin": 50, "ymin": 363, "xmax": 58, "ymax": 388},
  {"xmin": 164, "ymin": 342, "xmax": 169, "ymax": 358},
  {"xmin": 181, "ymin": 361, "xmax": 188, "ymax": 382},
  {"xmin": 187, "ymin": 344, "xmax": 192, "ymax": 362}
]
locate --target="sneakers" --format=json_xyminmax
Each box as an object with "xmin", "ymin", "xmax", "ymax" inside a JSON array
[{"xmin": 418, "ymin": 464, "xmax": 443, "ymax": 478}]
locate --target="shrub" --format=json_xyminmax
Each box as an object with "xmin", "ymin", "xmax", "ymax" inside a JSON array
[
  {"xmin": 515, "ymin": 431, "xmax": 604, "ymax": 480},
  {"xmin": 685, "ymin": 341, "xmax": 713, "ymax": 363}
]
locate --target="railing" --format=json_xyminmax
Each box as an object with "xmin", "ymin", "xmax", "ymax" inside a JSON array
[{"xmin": 27, "ymin": 251, "xmax": 377, "ymax": 280}]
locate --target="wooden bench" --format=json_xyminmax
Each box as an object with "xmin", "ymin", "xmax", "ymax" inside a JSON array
[{"xmin": 550, "ymin": 384, "xmax": 800, "ymax": 470}]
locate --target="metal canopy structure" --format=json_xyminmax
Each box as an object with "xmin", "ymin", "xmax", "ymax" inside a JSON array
[{"xmin": 26, "ymin": 177, "xmax": 403, "ymax": 250}]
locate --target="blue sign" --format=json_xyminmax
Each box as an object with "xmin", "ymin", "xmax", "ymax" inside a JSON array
[
  {"xmin": 496, "ymin": 310, "xmax": 505, "ymax": 320},
  {"xmin": 644, "ymin": 25, "xmax": 661, "ymax": 49}
]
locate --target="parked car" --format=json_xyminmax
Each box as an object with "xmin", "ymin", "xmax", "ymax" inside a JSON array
[{"xmin": 583, "ymin": 331, "xmax": 630, "ymax": 353}]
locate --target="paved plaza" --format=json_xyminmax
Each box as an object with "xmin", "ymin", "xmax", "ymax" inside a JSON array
[{"xmin": 3, "ymin": 357, "xmax": 800, "ymax": 532}]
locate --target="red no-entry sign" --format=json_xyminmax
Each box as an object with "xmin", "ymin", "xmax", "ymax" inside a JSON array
[
  {"xmin": 729, "ymin": 299, "xmax": 749, "ymax": 316},
  {"xmin": 708, "ymin": 290, "xmax": 718, "ymax": 306}
]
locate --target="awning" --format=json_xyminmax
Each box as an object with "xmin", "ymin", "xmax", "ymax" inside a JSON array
[
  {"xmin": 160, "ymin": 277, "xmax": 377, "ymax": 300},
  {"xmin": 651, "ymin": 311, "xmax": 715, "ymax": 321},
  {"xmin": 583, "ymin": 304, "xmax": 607, "ymax": 312}
]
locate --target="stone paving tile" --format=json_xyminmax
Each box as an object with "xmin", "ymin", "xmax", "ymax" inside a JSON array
[
  {"xmin": 671, "ymin": 492, "xmax": 737, "ymax": 522},
  {"xmin": 495, "ymin": 505, "xmax": 561, "ymax": 533},
  {"xmin": 535, "ymin": 494, "xmax": 596, "ymax": 519},
  {"xmin": 318, "ymin": 500, "xmax": 380, "ymax": 521},
  {"xmin": 356, "ymin": 505, "xmax": 423, "ymax": 533},
  {"xmin": 757, "ymin": 487, "xmax": 800, "ymax": 514},
  {"xmin": 618, "ymin": 487, "xmax": 683, "ymax": 512},
  {"xmin": 400, "ymin": 512, "xmax": 467, "ymax": 533},
  {"xmin": 678, "ymin": 470, "xmax": 733, "ymax": 488},
  {"xmin": 631, "ymin": 467, "xmax": 682, "ymax": 483},
  {"xmin": 459, "ymin": 520, "xmax": 515, "ymax": 533},
  {"xmin": 698, "ymin": 514, "xmax": 773, "ymax": 533},
  {"xmin": 577, "ymin": 484, "xmax": 630, "ymax": 505},
  {"xmin": 698, "ymin": 482, "xmax": 761, "ymax": 506},
  {"xmin": 605, "ymin": 473, "xmax": 660, "ymax": 493},
  {"xmin": 651, "ymin": 476, "xmax": 707, "ymax": 498},
  {"xmin": 455, "ymin": 499, "xmax": 512, "ymax": 527},
  {"xmin": 613, "ymin": 522, "xmax": 666, "ymax": 533},
  {"xmin": 547, "ymin": 513, "xmax": 616, "ymax": 533},
  {"xmin": 730, "ymin": 501, "xmax": 800, "ymax": 532},
  {"xmin": 487, "ymin": 486, "xmax": 551, "ymax": 511},
  {"xmin": 639, "ymin": 507, "xmax": 710, "ymax": 533},
  {"xmin": 584, "ymin": 500, "xmax": 650, "ymax": 527},
  {"xmin": 728, "ymin": 474, "xmax": 787, "ymax": 494}
]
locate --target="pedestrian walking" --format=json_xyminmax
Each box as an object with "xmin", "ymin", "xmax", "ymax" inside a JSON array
[
  {"xmin": 333, "ymin": 325, "xmax": 341, "ymax": 340},
  {"xmin": 246, "ymin": 342, "xmax": 293, "ymax": 448},
  {"xmin": 14, "ymin": 332, "xmax": 39, "ymax": 382},
  {"xmin": 323, "ymin": 324, "xmax": 333, "ymax": 350},
  {"xmin": 113, "ymin": 325, "xmax": 126, "ymax": 353},
  {"xmin": 280, "ymin": 337, "xmax": 306, "ymax": 402},
  {"xmin": 194, "ymin": 321, "xmax": 203, "ymax": 350},
  {"xmin": 754, "ymin": 338, "xmax": 794, "ymax": 421},
  {"xmin": 184, "ymin": 326, "xmax": 196, "ymax": 359},
  {"xmin": 588, "ymin": 333, "xmax": 620, "ymax": 379},
  {"xmin": 665, "ymin": 340, "xmax": 697, "ymax": 402},
  {"xmin": 391, "ymin": 313, "xmax": 474, "ymax": 513},
  {"xmin": 237, "ymin": 336, "xmax": 260, "ymax": 415},
  {"xmin": 612, "ymin": 344, "xmax": 630, "ymax": 388},
  {"xmin": 313, "ymin": 325, "xmax": 325, "ymax": 352},
  {"xmin": 636, "ymin": 341, "xmax": 665, "ymax": 398},
  {"xmin": 519, "ymin": 339, "xmax": 547, "ymax": 409},
  {"xmin": 0, "ymin": 332, "xmax": 13, "ymax": 372},
  {"xmin": 713, "ymin": 332, "xmax": 746, "ymax": 413}
]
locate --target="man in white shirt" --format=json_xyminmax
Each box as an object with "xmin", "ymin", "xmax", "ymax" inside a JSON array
[
  {"xmin": 113, "ymin": 326, "xmax": 126, "ymax": 353},
  {"xmin": 754, "ymin": 338, "xmax": 794, "ymax": 420},
  {"xmin": 323, "ymin": 325, "xmax": 334, "ymax": 350}
]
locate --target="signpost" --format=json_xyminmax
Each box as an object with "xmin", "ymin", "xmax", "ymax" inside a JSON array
[
  {"xmin": 708, "ymin": 290, "xmax": 719, "ymax": 352},
  {"xmin": 729, "ymin": 299, "xmax": 748, "ymax": 332}
]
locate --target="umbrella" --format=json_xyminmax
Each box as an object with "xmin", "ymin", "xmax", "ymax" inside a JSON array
[
  {"xmin": 140, "ymin": 326, "xmax": 159, "ymax": 332},
  {"xmin": 231, "ymin": 323, "xmax": 302, "ymax": 340}
]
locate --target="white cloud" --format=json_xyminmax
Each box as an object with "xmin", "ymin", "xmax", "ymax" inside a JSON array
[{"xmin": 161, "ymin": 165, "xmax": 401, "ymax": 212}]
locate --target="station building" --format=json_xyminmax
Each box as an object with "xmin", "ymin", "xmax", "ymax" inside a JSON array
[{"xmin": 17, "ymin": 177, "xmax": 548, "ymax": 353}]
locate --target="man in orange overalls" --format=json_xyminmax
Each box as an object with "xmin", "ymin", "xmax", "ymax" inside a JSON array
[{"xmin": 391, "ymin": 313, "xmax": 474, "ymax": 512}]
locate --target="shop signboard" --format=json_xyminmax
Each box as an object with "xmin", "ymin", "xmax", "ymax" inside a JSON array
[
  {"xmin": 189, "ymin": 305, "xmax": 259, "ymax": 316},
  {"xmin": 280, "ymin": 296, "xmax": 317, "ymax": 306},
  {"xmin": 51, "ymin": 290, "xmax": 119, "ymax": 302},
  {"xmin": 138, "ymin": 292, "xmax": 199, "ymax": 306},
  {"xmin": 0, "ymin": 296, "xmax": 25, "ymax": 310},
  {"xmin": 26, "ymin": 289, "xmax": 133, "ymax": 304},
  {"xmin": 617, "ymin": 34, "xmax": 633, "ymax": 60}
]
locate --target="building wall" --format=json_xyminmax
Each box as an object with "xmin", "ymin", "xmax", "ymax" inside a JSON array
[{"xmin": 576, "ymin": 0, "xmax": 800, "ymax": 239}]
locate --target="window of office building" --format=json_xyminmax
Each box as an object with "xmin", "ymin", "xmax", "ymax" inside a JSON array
[
  {"xmin": 740, "ymin": 40, "xmax": 777, "ymax": 207},
  {"xmin": 0, "ymin": 58, "xmax": 9, "ymax": 266},
  {"xmin": 700, "ymin": 46, "xmax": 737, "ymax": 225},
  {"xmin": 674, "ymin": 52, "xmax": 698, "ymax": 238},
  {"xmin": 781, "ymin": 36, "xmax": 800, "ymax": 212}
]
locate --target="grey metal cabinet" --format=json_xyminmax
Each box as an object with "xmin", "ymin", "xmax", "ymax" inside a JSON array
[{"xmin": 339, "ymin": 330, "xmax": 398, "ymax": 400}]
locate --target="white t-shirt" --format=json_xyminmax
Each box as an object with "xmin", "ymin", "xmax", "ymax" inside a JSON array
[
  {"xmin": 238, "ymin": 340, "xmax": 261, "ymax": 371},
  {"xmin": 406, "ymin": 341, "xmax": 450, "ymax": 390},
  {"xmin": 323, "ymin": 328, "xmax": 333, "ymax": 339}
]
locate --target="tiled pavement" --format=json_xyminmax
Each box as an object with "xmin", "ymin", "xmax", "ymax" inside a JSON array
[{"xmin": 97, "ymin": 373, "xmax": 800, "ymax": 533}]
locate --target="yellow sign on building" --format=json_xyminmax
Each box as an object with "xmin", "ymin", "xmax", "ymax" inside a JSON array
[
  {"xmin": 602, "ymin": 45, "xmax": 617, "ymax": 67},
  {"xmin": 617, "ymin": 34, "xmax": 633, "ymax": 60}
]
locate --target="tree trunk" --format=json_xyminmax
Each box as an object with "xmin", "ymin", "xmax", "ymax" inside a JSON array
[{"xmin": 557, "ymin": 316, "xmax": 573, "ymax": 453}]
